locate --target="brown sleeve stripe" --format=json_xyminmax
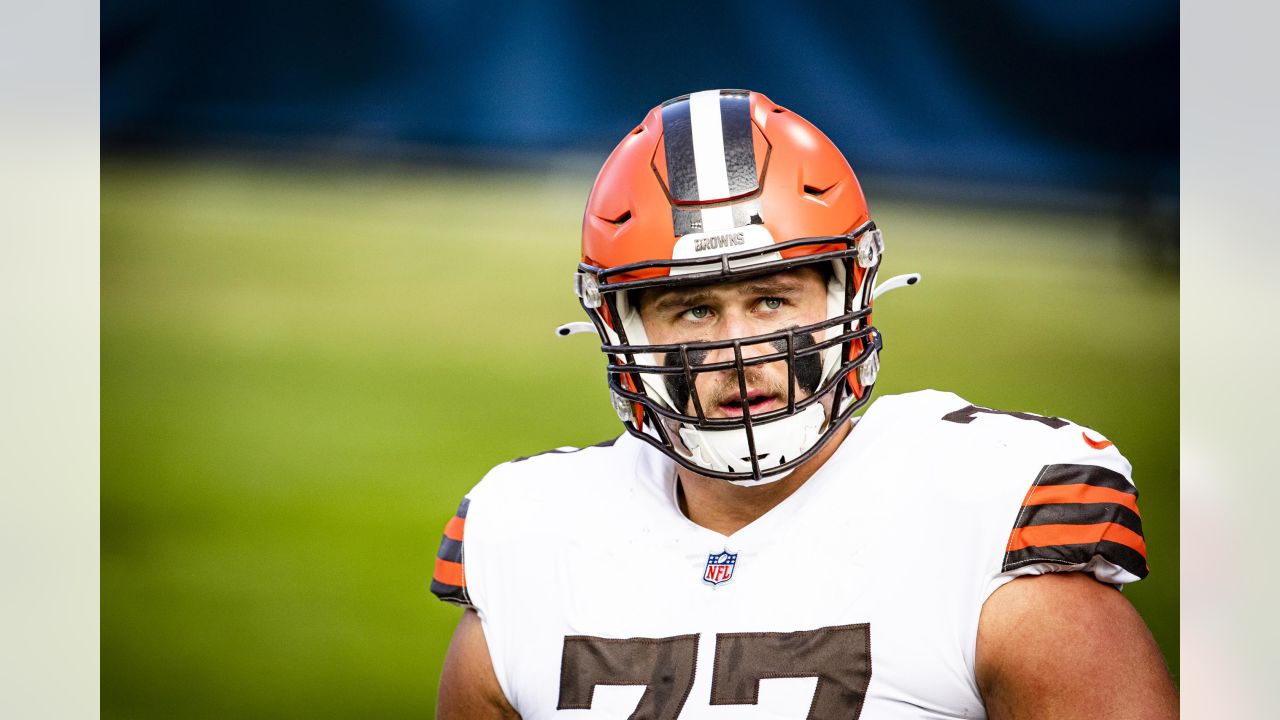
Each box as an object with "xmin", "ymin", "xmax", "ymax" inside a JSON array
[
  {"xmin": 1035, "ymin": 463, "xmax": 1136, "ymax": 493},
  {"xmin": 1004, "ymin": 541, "xmax": 1149, "ymax": 579},
  {"xmin": 429, "ymin": 497, "xmax": 473, "ymax": 608},
  {"xmin": 1003, "ymin": 464, "xmax": 1149, "ymax": 579},
  {"xmin": 437, "ymin": 536, "xmax": 463, "ymax": 564},
  {"xmin": 429, "ymin": 577, "xmax": 471, "ymax": 607},
  {"xmin": 1007, "ymin": 522, "xmax": 1146, "ymax": 556},
  {"xmin": 1016, "ymin": 501, "xmax": 1143, "ymax": 535},
  {"xmin": 1023, "ymin": 484, "xmax": 1140, "ymax": 515}
]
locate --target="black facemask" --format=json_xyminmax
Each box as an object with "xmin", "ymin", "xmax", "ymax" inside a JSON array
[{"xmin": 662, "ymin": 331, "xmax": 823, "ymax": 417}]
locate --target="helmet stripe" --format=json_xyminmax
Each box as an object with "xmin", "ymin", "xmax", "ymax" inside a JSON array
[
  {"xmin": 672, "ymin": 205, "xmax": 701, "ymax": 236},
  {"xmin": 718, "ymin": 90, "xmax": 758, "ymax": 196},
  {"xmin": 660, "ymin": 96, "xmax": 700, "ymax": 203},
  {"xmin": 688, "ymin": 90, "xmax": 732, "ymax": 202},
  {"xmin": 661, "ymin": 90, "xmax": 762, "ymax": 236}
]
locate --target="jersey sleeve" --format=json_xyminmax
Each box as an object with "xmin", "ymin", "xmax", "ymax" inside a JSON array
[
  {"xmin": 902, "ymin": 391, "xmax": 1153, "ymax": 589},
  {"xmin": 430, "ymin": 495, "xmax": 474, "ymax": 608},
  {"xmin": 998, "ymin": 442, "xmax": 1148, "ymax": 586}
]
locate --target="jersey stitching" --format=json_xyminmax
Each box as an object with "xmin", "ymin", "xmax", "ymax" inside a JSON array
[
  {"xmin": 1003, "ymin": 556, "xmax": 1078, "ymax": 569},
  {"xmin": 682, "ymin": 634, "xmax": 700, "ymax": 715},
  {"xmin": 557, "ymin": 634, "xmax": 700, "ymax": 710}
]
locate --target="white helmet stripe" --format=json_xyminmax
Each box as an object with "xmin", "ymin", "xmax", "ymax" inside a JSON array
[
  {"xmin": 663, "ymin": 90, "xmax": 760, "ymax": 237},
  {"xmin": 688, "ymin": 90, "xmax": 732, "ymax": 229}
]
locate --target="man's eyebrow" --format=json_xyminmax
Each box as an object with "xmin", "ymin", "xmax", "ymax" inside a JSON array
[
  {"xmin": 740, "ymin": 277, "xmax": 807, "ymax": 296},
  {"xmin": 646, "ymin": 289, "xmax": 713, "ymax": 313},
  {"xmin": 643, "ymin": 275, "xmax": 812, "ymax": 312}
]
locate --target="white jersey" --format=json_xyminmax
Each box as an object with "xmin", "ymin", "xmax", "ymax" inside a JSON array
[{"xmin": 430, "ymin": 390, "xmax": 1148, "ymax": 719}]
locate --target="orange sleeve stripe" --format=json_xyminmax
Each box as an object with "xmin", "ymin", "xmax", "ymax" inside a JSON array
[
  {"xmin": 444, "ymin": 516, "xmax": 465, "ymax": 542},
  {"xmin": 1024, "ymin": 484, "xmax": 1140, "ymax": 515},
  {"xmin": 1006, "ymin": 521, "xmax": 1147, "ymax": 557},
  {"xmin": 433, "ymin": 556, "xmax": 466, "ymax": 587}
]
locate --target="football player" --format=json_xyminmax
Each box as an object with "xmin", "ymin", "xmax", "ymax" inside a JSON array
[{"xmin": 431, "ymin": 90, "xmax": 1178, "ymax": 719}]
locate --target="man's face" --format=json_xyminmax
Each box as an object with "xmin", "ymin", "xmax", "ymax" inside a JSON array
[{"xmin": 635, "ymin": 266, "xmax": 829, "ymax": 419}]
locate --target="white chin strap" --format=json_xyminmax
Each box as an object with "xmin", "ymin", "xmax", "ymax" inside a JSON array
[{"xmin": 678, "ymin": 404, "xmax": 827, "ymax": 486}]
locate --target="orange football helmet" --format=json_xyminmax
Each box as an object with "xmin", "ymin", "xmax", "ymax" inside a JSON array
[{"xmin": 574, "ymin": 89, "xmax": 888, "ymax": 484}]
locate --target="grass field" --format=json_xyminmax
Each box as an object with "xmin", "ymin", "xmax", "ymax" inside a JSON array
[{"xmin": 102, "ymin": 156, "xmax": 1178, "ymax": 717}]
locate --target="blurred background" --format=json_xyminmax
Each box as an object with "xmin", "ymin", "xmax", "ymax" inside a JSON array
[{"xmin": 102, "ymin": 1, "xmax": 1177, "ymax": 717}]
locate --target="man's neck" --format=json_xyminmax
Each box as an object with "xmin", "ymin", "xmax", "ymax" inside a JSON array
[{"xmin": 676, "ymin": 419, "xmax": 853, "ymax": 536}]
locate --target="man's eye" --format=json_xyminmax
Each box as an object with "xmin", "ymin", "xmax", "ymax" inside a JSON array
[
  {"xmin": 683, "ymin": 306, "xmax": 711, "ymax": 320},
  {"xmin": 761, "ymin": 298, "xmax": 784, "ymax": 310}
]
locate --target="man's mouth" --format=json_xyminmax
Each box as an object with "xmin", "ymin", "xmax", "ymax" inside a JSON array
[{"xmin": 719, "ymin": 391, "xmax": 780, "ymax": 417}]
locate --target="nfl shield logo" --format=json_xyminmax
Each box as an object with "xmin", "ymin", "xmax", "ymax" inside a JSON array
[{"xmin": 703, "ymin": 551, "xmax": 737, "ymax": 586}]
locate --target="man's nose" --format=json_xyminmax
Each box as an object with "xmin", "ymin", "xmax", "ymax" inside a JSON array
[{"xmin": 707, "ymin": 310, "xmax": 774, "ymax": 363}]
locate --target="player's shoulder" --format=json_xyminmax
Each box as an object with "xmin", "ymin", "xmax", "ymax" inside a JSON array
[
  {"xmin": 468, "ymin": 433, "xmax": 630, "ymax": 501},
  {"xmin": 457, "ymin": 431, "xmax": 648, "ymax": 538},
  {"xmin": 856, "ymin": 389, "xmax": 1137, "ymax": 537},
  {"xmin": 429, "ymin": 433, "xmax": 633, "ymax": 609},
  {"xmin": 861, "ymin": 390, "xmax": 1147, "ymax": 585},
  {"xmin": 866, "ymin": 387, "xmax": 968, "ymax": 412},
  {"xmin": 866, "ymin": 388, "xmax": 1076, "ymax": 434},
  {"xmin": 865, "ymin": 389, "xmax": 1130, "ymax": 474},
  {"xmin": 860, "ymin": 388, "xmax": 970, "ymax": 428}
]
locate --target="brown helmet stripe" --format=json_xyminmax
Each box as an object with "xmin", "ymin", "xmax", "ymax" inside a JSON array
[
  {"xmin": 660, "ymin": 95, "xmax": 699, "ymax": 203},
  {"xmin": 718, "ymin": 89, "xmax": 758, "ymax": 196}
]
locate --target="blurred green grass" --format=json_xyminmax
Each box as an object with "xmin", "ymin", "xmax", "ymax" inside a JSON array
[{"xmin": 102, "ymin": 157, "xmax": 1178, "ymax": 717}]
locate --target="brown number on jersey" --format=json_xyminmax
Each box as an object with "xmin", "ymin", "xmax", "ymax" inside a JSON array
[{"xmin": 557, "ymin": 624, "xmax": 872, "ymax": 719}]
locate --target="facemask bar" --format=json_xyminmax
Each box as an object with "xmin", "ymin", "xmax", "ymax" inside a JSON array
[
  {"xmin": 600, "ymin": 309, "xmax": 874, "ymax": 429},
  {"xmin": 616, "ymin": 335, "xmax": 880, "ymax": 483}
]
